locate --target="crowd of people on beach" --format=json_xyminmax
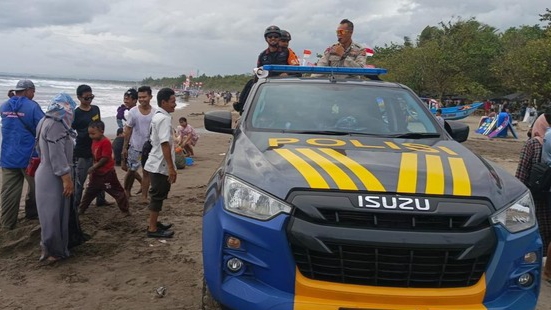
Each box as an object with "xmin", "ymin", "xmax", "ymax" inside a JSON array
[
  {"xmin": 3, "ymin": 17, "xmax": 551, "ymax": 287},
  {"xmin": 0, "ymin": 80, "xmax": 199, "ymax": 264},
  {"xmin": 204, "ymin": 91, "xmax": 234, "ymax": 105}
]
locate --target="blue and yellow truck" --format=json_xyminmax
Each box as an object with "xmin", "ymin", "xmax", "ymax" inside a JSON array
[{"xmin": 202, "ymin": 66, "xmax": 542, "ymax": 310}]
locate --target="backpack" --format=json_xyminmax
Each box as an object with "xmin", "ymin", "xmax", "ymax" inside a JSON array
[
  {"xmin": 141, "ymin": 111, "xmax": 161, "ymax": 167},
  {"xmin": 141, "ymin": 139, "xmax": 153, "ymax": 167},
  {"xmin": 527, "ymin": 162, "xmax": 551, "ymax": 197}
]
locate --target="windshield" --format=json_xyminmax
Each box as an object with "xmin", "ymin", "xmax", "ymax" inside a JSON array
[{"xmin": 246, "ymin": 83, "xmax": 440, "ymax": 136}]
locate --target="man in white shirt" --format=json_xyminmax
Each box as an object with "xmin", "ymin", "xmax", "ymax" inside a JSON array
[
  {"xmin": 144, "ymin": 88, "xmax": 177, "ymax": 238},
  {"xmin": 122, "ymin": 86, "xmax": 155, "ymax": 202}
]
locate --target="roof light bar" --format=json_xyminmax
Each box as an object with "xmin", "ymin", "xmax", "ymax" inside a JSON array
[{"xmin": 261, "ymin": 65, "xmax": 387, "ymax": 76}]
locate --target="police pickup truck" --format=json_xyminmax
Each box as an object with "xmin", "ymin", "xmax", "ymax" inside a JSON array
[{"xmin": 202, "ymin": 65, "xmax": 542, "ymax": 310}]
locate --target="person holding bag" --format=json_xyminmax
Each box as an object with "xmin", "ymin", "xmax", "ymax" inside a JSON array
[
  {"xmin": 34, "ymin": 93, "xmax": 78, "ymax": 263},
  {"xmin": 0, "ymin": 79, "xmax": 44, "ymax": 230}
]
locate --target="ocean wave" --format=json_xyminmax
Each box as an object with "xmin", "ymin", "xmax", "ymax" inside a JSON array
[{"xmin": 1, "ymin": 75, "xmax": 188, "ymax": 121}]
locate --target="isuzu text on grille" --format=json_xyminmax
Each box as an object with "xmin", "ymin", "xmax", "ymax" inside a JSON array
[{"xmin": 357, "ymin": 196, "xmax": 431, "ymax": 211}]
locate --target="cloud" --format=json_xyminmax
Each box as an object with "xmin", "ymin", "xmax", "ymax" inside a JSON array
[
  {"xmin": 0, "ymin": 0, "xmax": 112, "ymax": 29},
  {"xmin": 0, "ymin": 0, "xmax": 548, "ymax": 80}
]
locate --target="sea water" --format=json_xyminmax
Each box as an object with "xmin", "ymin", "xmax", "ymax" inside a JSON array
[{"xmin": 0, "ymin": 75, "xmax": 188, "ymax": 137}]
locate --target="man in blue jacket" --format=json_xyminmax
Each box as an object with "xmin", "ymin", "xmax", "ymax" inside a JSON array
[{"xmin": 0, "ymin": 80, "xmax": 44, "ymax": 230}]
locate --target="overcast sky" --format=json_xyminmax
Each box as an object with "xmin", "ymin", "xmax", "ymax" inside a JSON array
[{"xmin": 0, "ymin": 0, "xmax": 548, "ymax": 81}]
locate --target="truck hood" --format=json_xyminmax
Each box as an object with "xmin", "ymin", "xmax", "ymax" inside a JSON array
[{"xmin": 227, "ymin": 132, "xmax": 527, "ymax": 210}]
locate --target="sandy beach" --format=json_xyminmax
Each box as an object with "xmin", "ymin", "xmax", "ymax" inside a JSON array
[{"xmin": 0, "ymin": 96, "xmax": 549, "ymax": 309}]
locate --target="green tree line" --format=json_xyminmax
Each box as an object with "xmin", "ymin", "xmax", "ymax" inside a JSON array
[
  {"xmin": 143, "ymin": 8, "xmax": 551, "ymax": 105},
  {"xmin": 371, "ymin": 8, "xmax": 551, "ymax": 105},
  {"xmin": 141, "ymin": 73, "xmax": 252, "ymax": 92}
]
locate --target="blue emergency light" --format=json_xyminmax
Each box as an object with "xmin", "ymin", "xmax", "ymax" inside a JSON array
[{"xmin": 260, "ymin": 65, "xmax": 388, "ymax": 76}]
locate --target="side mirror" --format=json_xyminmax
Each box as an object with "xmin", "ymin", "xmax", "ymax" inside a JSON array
[
  {"xmin": 445, "ymin": 120, "xmax": 469, "ymax": 143},
  {"xmin": 204, "ymin": 111, "xmax": 234, "ymax": 134}
]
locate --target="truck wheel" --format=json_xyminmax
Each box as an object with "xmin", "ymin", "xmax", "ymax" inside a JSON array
[{"xmin": 202, "ymin": 278, "xmax": 223, "ymax": 310}]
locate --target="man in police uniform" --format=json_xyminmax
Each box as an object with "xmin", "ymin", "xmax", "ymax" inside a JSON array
[
  {"xmin": 316, "ymin": 19, "xmax": 367, "ymax": 69},
  {"xmin": 236, "ymin": 26, "xmax": 298, "ymax": 113},
  {"xmin": 257, "ymin": 25, "xmax": 297, "ymax": 77}
]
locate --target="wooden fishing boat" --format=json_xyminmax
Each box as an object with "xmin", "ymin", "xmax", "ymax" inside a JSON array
[{"xmin": 431, "ymin": 102, "xmax": 483, "ymax": 120}]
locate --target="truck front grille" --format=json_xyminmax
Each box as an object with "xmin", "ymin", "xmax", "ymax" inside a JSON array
[
  {"xmin": 315, "ymin": 209, "xmax": 487, "ymax": 231},
  {"xmin": 292, "ymin": 243, "xmax": 490, "ymax": 288},
  {"xmin": 288, "ymin": 193, "xmax": 495, "ymax": 289}
]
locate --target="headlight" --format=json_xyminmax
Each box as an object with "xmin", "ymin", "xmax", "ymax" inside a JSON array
[
  {"xmin": 223, "ymin": 175, "xmax": 292, "ymax": 220},
  {"xmin": 491, "ymin": 192, "xmax": 536, "ymax": 233}
]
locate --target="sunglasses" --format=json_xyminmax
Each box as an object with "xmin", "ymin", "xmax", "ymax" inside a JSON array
[
  {"xmin": 82, "ymin": 94, "xmax": 95, "ymax": 101},
  {"xmin": 336, "ymin": 29, "xmax": 351, "ymax": 35},
  {"xmin": 267, "ymin": 35, "xmax": 280, "ymax": 39}
]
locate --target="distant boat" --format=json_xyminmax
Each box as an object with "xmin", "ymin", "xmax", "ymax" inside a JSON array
[{"xmin": 431, "ymin": 102, "xmax": 483, "ymax": 120}]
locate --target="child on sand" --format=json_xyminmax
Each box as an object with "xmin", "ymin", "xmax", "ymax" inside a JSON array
[
  {"xmin": 79, "ymin": 120, "xmax": 130, "ymax": 215},
  {"xmin": 176, "ymin": 117, "xmax": 199, "ymax": 157}
]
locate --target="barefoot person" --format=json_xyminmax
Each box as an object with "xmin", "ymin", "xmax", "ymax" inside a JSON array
[
  {"xmin": 122, "ymin": 86, "xmax": 155, "ymax": 201},
  {"xmin": 176, "ymin": 117, "xmax": 199, "ymax": 157},
  {"xmin": 144, "ymin": 88, "xmax": 176, "ymax": 238},
  {"xmin": 35, "ymin": 93, "xmax": 77, "ymax": 263},
  {"xmin": 78, "ymin": 121, "xmax": 129, "ymax": 215},
  {"xmin": 120, "ymin": 89, "xmax": 142, "ymax": 191}
]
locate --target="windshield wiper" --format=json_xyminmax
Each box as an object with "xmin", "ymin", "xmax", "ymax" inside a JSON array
[
  {"xmin": 290, "ymin": 130, "xmax": 392, "ymax": 137},
  {"xmin": 288, "ymin": 130, "xmax": 349, "ymax": 135},
  {"xmin": 388, "ymin": 132, "xmax": 441, "ymax": 139}
]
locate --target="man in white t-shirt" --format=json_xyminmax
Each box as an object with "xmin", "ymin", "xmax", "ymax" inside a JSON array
[
  {"xmin": 122, "ymin": 86, "xmax": 156, "ymax": 202},
  {"xmin": 144, "ymin": 88, "xmax": 177, "ymax": 238}
]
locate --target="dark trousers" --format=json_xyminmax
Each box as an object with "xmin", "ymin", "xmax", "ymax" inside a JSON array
[
  {"xmin": 79, "ymin": 170, "xmax": 129, "ymax": 213},
  {"xmin": 1, "ymin": 168, "xmax": 37, "ymax": 229},
  {"xmin": 74, "ymin": 157, "xmax": 106, "ymax": 206},
  {"xmin": 148, "ymin": 173, "xmax": 171, "ymax": 212}
]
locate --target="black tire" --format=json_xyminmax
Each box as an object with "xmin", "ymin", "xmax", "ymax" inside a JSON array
[{"xmin": 202, "ymin": 278, "xmax": 223, "ymax": 310}]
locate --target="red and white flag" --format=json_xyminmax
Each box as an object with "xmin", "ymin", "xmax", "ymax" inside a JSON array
[
  {"xmin": 303, "ymin": 49, "xmax": 312, "ymax": 59},
  {"xmin": 365, "ymin": 47, "xmax": 374, "ymax": 57}
]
